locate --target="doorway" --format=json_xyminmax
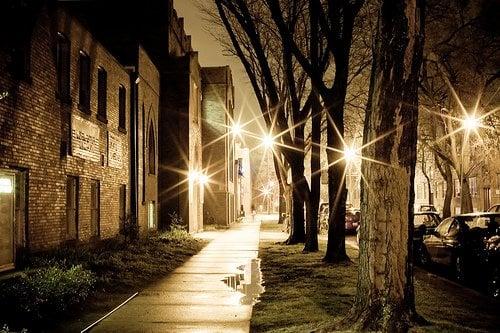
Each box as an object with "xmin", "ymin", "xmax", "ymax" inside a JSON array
[
  {"xmin": 0, "ymin": 170, "xmax": 15, "ymax": 272},
  {"xmin": 483, "ymin": 187, "xmax": 491, "ymax": 211}
]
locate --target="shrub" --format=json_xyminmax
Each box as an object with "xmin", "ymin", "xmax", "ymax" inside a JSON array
[
  {"xmin": 120, "ymin": 214, "xmax": 140, "ymax": 241},
  {"xmin": 0, "ymin": 265, "xmax": 95, "ymax": 322}
]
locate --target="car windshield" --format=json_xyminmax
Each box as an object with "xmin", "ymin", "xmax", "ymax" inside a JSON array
[{"xmin": 414, "ymin": 214, "xmax": 438, "ymax": 227}]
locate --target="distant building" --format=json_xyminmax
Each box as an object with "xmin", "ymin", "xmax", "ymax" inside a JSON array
[
  {"xmin": 201, "ymin": 66, "xmax": 236, "ymax": 226},
  {"xmin": 414, "ymin": 156, "xmax": 500, "ymax": 214},
  {"xmin": 159, "ymin": 52, "xmax": 203, "ymax": 233},
  {"xmin": 235, "ymin": 142, "xmax": 252, "ymax": 217},
  {"xmin": 0, "ymin": 5, "xmax": 131, "ymax": 270}
]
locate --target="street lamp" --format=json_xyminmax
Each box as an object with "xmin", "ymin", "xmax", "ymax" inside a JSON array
[
  {"xmin": 458, "ymin": 113, "xmax": 481, "ymax": 212},
  {"xmin": 262, "ymin": 134, "xmax": 274, "ymax": 149},
  {"xmin": 344, "ymin": 147, "xmax": 358, "ymax": 163},
  {"xmin": 232, "ymin": 122, "xmax": 242, "ymax": 136},
  {"xmin": 198, "ymin": 173, "xmax": 209, "ymax": 186},
  {"xmin": 462, "ymin": 115, "xmax": 481, "ymax": 131}
]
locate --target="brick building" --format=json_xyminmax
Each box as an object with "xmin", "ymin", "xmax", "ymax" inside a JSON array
[
  {"xmin": 0, "ymin": 5, "xmax": 131, "ymax": 270},
  {"xmin": 61, "ymin": 0, "xmax": 204, "ymax": 233},
  {"xmin": 201, "ymin": 66, "xmax": 236, "ymax": 226}
]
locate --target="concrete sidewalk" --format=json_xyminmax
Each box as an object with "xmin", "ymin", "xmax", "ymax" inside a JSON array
[{"xmin": 91, "ymin": 221, "xmax": 262, "ymax": 333}]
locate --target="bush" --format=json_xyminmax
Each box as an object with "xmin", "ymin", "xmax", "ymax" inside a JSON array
[{"xmin": 0, "ymin": 265, "xmax": 95, "ymax": 322}]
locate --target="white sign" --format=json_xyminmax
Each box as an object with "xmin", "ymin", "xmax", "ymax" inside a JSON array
[
  {"xmin": 108, "ymin": 132, "xmax": 123, "ymax": 168},
  {"xmin": 71, "ymin": 115, "xmax": 100, "ymax": 162}
]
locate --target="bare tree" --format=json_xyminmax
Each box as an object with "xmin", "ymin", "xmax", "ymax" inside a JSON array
[
  {"xmin": 267, "ymin": 0, "xmax": 366, "ymax": 263},
  {"xmin": 346, "ymin": 0, "xmax": 426, "ymax": 330},
  {"xmin": 419, "ymin": 0, "xmax": 500, "ymax": 214},
  {"xmin": 202, "ymin": 0, "xmax": 324, "ymax": 245}
]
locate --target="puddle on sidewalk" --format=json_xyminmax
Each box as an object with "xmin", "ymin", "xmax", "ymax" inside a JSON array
[{"xmin": 222, "ymin": 258, "xmax": 265, "ymax": 305}]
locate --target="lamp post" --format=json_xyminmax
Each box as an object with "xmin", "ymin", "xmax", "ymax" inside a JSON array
[{"xmin": 459, "ymin": 114, "xmax": 481, "ymax": 213}]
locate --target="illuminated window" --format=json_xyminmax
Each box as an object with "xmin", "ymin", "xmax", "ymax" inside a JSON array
[
  {"xmin": 78, "ymin": 51, "xmax": 91, "ymax": 112},
  {"xmin": 0, "ymin": 178, "xmax": 13, "ymax": 194}
]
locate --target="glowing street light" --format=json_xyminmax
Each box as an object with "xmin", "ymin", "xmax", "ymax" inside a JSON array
[
  {"xmin": 199, "ymin": 173, "xmax": 209, "ymax": 186},
  {"xmin": 188, "ymin": 170, "xmax": 199, "ymax": 183},
  {"xmin": 344, "ymin": 147, "xmax": 358, "ymax": 163},
  {"xmin": 462, "ymin": 114, "xmax": 481, "ymax": 131},
  {"xmin": 262, "ymin": 134, "xmax": 274, "ymax": 149},
  {"xmin": 232, "ymin": 122, "xmax": 242, "ymax": 136}
]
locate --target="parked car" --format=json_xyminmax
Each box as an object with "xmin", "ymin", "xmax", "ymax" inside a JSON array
[
  {"xmin": 413, "ymin": 212, "xmax": 441, "ymax": 263},
  {"xmin": 419, "ymin": 204, "xmax": 437, "ymax": 213},
  {"xmin": 482, "ymin": 234, "xmax": 500, "ymax": 298},
  {"xmin": 345, "ymin": 209, "xmax": 361, "ymax": 234},
  {"xmin": 421, "ymin": 212, "xmax": 500, "ymax": 296},
  {"xmin": 316, "ymin": 203, "xmax": 360, "ymax": 234},
  {"xmin": 488, "ymin": 204, "xmax": 500, "ymax": 213}
]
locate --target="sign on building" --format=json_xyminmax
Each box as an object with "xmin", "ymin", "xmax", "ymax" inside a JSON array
[
  {"xmin": 108, "ymin": 132, "xmax": 123, "ymax": 168},
  {"xmin": 71, "ymin": 115, "xmax": 100, "ymax": 162}
]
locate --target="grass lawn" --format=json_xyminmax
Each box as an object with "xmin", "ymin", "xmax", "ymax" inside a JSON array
[
  {"xmin": 0, "ymin": 230, "xmax": 207, "ymax": 332},
  {"xmin": 251, "ymin": 222, "xmax": 500, "ymax": 333}
]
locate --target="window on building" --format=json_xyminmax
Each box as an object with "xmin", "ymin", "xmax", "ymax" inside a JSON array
[
  {"xmin": 78, "ymin": 51, "xmax": 91, "ymax": 112},
  {"xmin": 12, "ymin": 38, "xmax": 31, "ymax": 81},
  {"xmin": 193, "ymin": 82, "xmax": 199, "ymax": 124},
  {"xmin": 66, "ymin": 176, "xmax": 78, "ymax": 240},
  {"xmin": 148, "ymin": 122, "xmax": 156, "ymax": 174},
  {"xmin": 119, "ymin": 184, "xmax": 126, "ymax": 226},
  {"xmin": 56, "ymin": 33, "xmax": 70, "ymax": 101},
  {"xmin": 97, "ymin": 67, "xmax": 107, "ymax": 121},
  {"xmin": 90, "ymin": 180, "xmax": 100, "ymax": 238},
  {"xmin": 454, "ymin": 179, "xmax": 461, "ymax": 197},
  {"xmin": 118, "ymin": 85, "xmax": 126, "ymax": 131},
  {"xmin": 469, "ymin": 177, "xmax": 478, "ymax": 197}
]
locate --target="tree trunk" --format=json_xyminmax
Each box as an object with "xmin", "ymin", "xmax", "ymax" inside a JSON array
[
  {"xmin": 421, "ymin": 168, "xmax": 433, "ymax": 205},
  {"xmin": 286, "ymin": 124, "xmax": 307, "ymax": 245},
  {"xmin": 435, "ymin": 154, "xmax": 452, "ymax": 218},
  {"xmin": 348, "ymin": 0, "xmax": 425, "ymax": 331},
  {"xmin": 278, "ymin": 182, "xmax": 286, "ymax": 224},
  {"xmin": 323, "ymin": 74, "xmax": 349, "ymax": 263},
  {"xmin": 460, "ymin": 177, "xmax": 473, "ymax": 213},
  {"xmin": 304, "ymin": 92, "xmax": 321, "ymax": 252}
]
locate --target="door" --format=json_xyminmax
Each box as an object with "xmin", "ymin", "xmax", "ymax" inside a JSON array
[
  {"xmin": 483, "ymin": 188, "xmax": 491, "ymax": 211},
  {"xmin": 66, "ymin": 176, "xmax": 79, "ymax": 240},
  {"xmin": 90, "ymin": 180, "xmax": 100, "ymax": 237},
  {"xmin": 0, "ymin": 172, "xmax": 15, "ymax": 272}
]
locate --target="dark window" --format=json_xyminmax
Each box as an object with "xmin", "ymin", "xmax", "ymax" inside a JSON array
[
  {"xmin": 66, "ymin": 176, "xmax": 79, "ymax": 240},
  {"xmin": 118, "ymin": 85, "xmax": 126, "ymax": 130},
  {"xmin": 119, "ymin": 184, "xmax": 126, "ymax": 224},
  {"xmin": 148, "ymin": 122, "xmax": 156, "ymax": 174},
  {"xmin": 56, "ymin": 33, "xmax": 70, "ymax": 101},
  {"xmin": 97, "ymin": 67, "xmax": 107, "ymax": 121},
  {"xmin": 78, "ymin": 51, "xmax": 91, "ymax": 112},
  {"xmin": 90, "ymin": 180, "xmax": 100, "ymax": 237},
  {"xmin": 13, "ymin": 39, "xmax": 31, "ymax": 81}
]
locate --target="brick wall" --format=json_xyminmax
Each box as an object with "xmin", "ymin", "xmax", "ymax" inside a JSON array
[
  {"xmin": 201, "ymin": 66, "xmax": 236, "ymax": 226},
  {"xmin": 136, "ymin": 46, "xmax": 160, "ymax": 233},
  {"xmin": 0, "ymin": 6, "xmax": 130, "ymax": 252}
]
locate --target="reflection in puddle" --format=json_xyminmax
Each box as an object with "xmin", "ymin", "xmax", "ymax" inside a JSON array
[{"xmin": 222, "ymin": 258, "xmax": 265, "ymax": 305}]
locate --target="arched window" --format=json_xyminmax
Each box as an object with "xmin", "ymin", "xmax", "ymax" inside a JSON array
[{"xmin": 148, "ymin": 121, "xmax": 156, "ymax": 175}]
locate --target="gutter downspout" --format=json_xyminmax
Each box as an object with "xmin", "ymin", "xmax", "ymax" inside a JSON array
[{"xmin": 128, "ymin": 68, "xmax": 139, "ymax": 225}]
